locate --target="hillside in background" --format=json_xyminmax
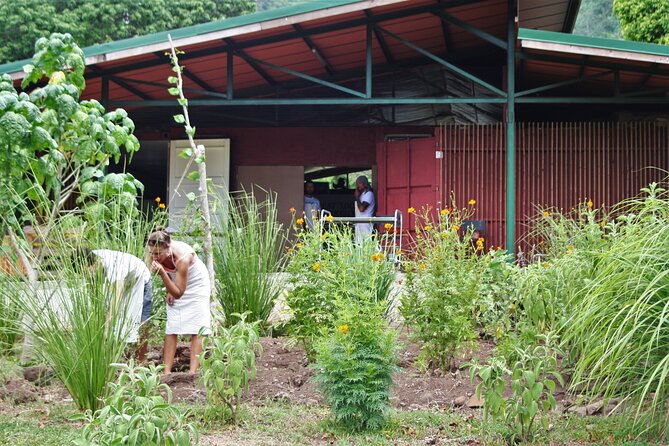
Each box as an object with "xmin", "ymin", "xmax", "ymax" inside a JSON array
[{"xmin": 573, "ymin": 0, "xmax": 622, "ymax": 39}]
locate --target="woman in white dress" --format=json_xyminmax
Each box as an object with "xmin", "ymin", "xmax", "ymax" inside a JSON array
[{"xmin": 147, "ymin": 230, "xmax": 211, "ymax": 373}]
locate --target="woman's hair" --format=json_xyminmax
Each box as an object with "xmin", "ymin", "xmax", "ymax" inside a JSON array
[{"xmin": 147, "ymin": 229, "xmax": 171, "ymax": 247}]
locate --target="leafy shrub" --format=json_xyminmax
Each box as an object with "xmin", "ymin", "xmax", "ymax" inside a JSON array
[
  {"xmin": 74, "ymin": 362, "xmax": 198, "ymax": 446},
  {"xmin": 212, "ymin": 190, "xmax": 286, "ymax": 327},
  {"xmin": 401, "ymin": 203, "xmax": 488, "ymax": 371},
  {"xmin": 313, "ymin": 297, "xmax": 398, "ymax": 431},
  {"xmin": 199, "ymin": 313, "xmax": 263, "ymax": 423},
  {"xmin": 285, "ymin": 221, "xmax": 394, "ymax": 358},
  {"xmin": 469, "ymin": 343, "xmax": 564, "ymax": 444}
]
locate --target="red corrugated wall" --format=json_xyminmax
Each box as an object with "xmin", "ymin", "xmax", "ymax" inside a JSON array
[{"xmin": 377, "ymin": 122, "xmax": 669, "ymax": 252}]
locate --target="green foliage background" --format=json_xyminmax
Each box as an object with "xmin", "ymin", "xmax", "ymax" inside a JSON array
[
  {"xmin": 613, "ymin": 0, "xmax": 669, "ymax": 44},
  {"xmin": 0, "ymin": 0, "xmax": 256, "ymax": 64},
  {"xmin": 573, "ymin": 0, "xmax": 621, "ymax": 39}
]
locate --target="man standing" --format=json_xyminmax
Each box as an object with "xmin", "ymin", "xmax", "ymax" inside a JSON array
[
  {"xmin": 354, "ymin": 175, "xmax": 375, "ymax": 242},
  {"xmin": 303, "ymin": 180, "xmax": 321, "ymax": 230}
]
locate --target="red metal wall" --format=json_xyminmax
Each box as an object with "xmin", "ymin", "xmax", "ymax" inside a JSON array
[{"xmin": 377, "ymin": 122, "xmax": 669, "ymax": 252}]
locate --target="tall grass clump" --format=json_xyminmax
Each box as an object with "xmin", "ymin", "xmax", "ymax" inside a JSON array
[
  {"xmin": 1, "ymin": 191, "xmax": 153, "ymax": 412},
  {"xmin": 0, "ymin": 273, "xmax": 21, "ymax": 356},
  {"xmin": 561, "ymin": 183, "xmax": 669, "ymax": 438},
  {"xmin": 212, "ymin": 189, "xmax": 286, "ymax": 327}
]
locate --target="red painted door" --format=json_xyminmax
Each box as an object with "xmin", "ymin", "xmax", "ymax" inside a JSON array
[{"xmin": 377, "ymin": 137, "xmax": 440, "ymax": 231}]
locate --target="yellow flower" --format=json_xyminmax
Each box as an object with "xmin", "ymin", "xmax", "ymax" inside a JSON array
[
  {"xmin": 378, "ymin": 252, "xmax": 385, "ymax": 260},
  {"xmin": 424, "ymin": 225, "xmax": 432, "ymax": 231},
  {"xmin": 337, "ymin": 324, "xmax": 349, "ymax": 334},
  {"xmin": 543, "ymin": 211, "xmax": 550, "ymax": 217},
  {"xmin": 312, "ymin": 263, "xmax": 321, "ymax": 272},
  {"xmin": 371, "ymin": 253, "xmax": 379, "ymax": 262},
  {"xmin": 296, "ymin": 218, "xmax": 304, "ymax": 226},
  {"xmin": 395, "ymin": 249, "xmax": 402, "ymax": 255},
  {"xmin": 468, "ymin": 199, "xmax": 476, "ymax": 205},
  {"xmin": 600, "ymin": 220, "xmax": 606, "ymax": 227},
  {"xmin": 452, "ymin": 225, "xmax": 460, "ymax": 231},
  {"xmin": 326, "ymin": 215, "xmax": 334, "ymax": 222},
  {"xmin": 587, "ymin": 200, "xmax": 593, "ymax": 208},
  {"xmin": 158, "ymin": 203, "xmax": 166, "ymax": 209},
  {"xmin": 419, "ymin": 263, "xmax": 427, "ymax": 269},
  {"xmin": 408, "ymin": 207, "xmax": 415, "ymax": 214},
  {"xmin": 289, "ymin": 207, "xmax": 296, "ymax": 213},
  {"xmin": 567, "ymin": 244, "xmax": 574, "ymax": 250},
  {"xmin": 441, "ymin": 208, "xmax": 450, "ymax": 215},
  {"xmin": 295, "ymin": 243, "xmax": 302, "ymax": 249},
  {"xmin": 154, "ymin": 196, "xmax": 161, "ymax": 203},
  {"xmin": 384, "ymin": 223, "xmax": 393, "ymax": 230},
  {"xmin": 543, "ymin": 263, "xmax": 550, "ymax": 268}
]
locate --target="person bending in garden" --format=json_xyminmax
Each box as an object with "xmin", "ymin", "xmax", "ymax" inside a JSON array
[
  {"xmin": 85, "ymin": 248, "xmax": 152, "ymax": 351},
  {"xmin": 147, "ymin": 230, "xmax": 211, "ymax": 374}
]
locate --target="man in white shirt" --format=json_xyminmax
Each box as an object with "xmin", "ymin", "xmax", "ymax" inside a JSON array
[
  {"xmin": 354, "ymin": 175, "xmax": 376, "ymax": 243},
  {"xmin": 303, "ymin": 180, "xmax": 321, "ymax": 230}
]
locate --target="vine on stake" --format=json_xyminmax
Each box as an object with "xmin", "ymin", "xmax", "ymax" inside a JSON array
[{"xmin": 166, "ymin": 35, "xmax": 215, "ymax": 295}]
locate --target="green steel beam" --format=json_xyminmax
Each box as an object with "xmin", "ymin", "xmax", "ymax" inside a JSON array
[
  {"xmin": 110, "ymin": 75, "xmax": 229, "ymax": 99},
  {"xmin": 515, "ymin": 70, "xmax": 612, "ymax": 97},
  {"xmin": 516, "ymin": 96, "xmax": 669, "ymax": 104},
  {"xmin": 110, "ymin": 77, "xmax": 152, "ymax": 100},
  {"xmin": 101, "ymin": 76, "xmax": 109, "ymax": 107},
  {"xmin": 376, "ymin": 25, "xmax": 506, "ymax": 97},
  {"xmin": 366, "ymin": 23, "xmax": 373, "ymax": 98},
  {"xmin": 225, "ymin": 38, "xmax": 277, "ymax": 87},
  {"xmin": 227, "ymin": 49, "xmax": 234, "ymax": 100},
  {"xmin": 294, "ymin": 23, "xmax": 335, "ymax": 76},
  {"xmin": 432, "ymin": 10, "xmax": 507, "ymax": 50},
  {"xmin": 108, "ymin": 97, "xmax": 508, "ymax": 107},
  {"xmin": 240, "ymin": 52, "xmax": 367, "ymax": 98},
  {"xmin": 365, "ymin": 10, "xmax": 395, "ymax": 64},
  {"xmin": 506, "ymin": 0, "xmax": 516, "ymax": 254}
]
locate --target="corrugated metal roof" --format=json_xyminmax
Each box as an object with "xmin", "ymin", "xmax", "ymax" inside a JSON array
[
  {"xmin": 519, "ymin": 0, "xmax": 581, "ymax": 33},
  {"xmin": 519, "ymin": 28, "xmax": 669, "ymax": 60}
]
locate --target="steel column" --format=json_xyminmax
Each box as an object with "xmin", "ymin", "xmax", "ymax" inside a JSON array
[
  {"xmin": 506, "ymin": 0, "xmax": 516, "ymax": 253},
  {"xmin": 366, "ymin": 23, "xmax": 373, "ymax": 98},
  {"xmin": 227, "ymin": 50, "xmax": 234, "ymax": 100}
]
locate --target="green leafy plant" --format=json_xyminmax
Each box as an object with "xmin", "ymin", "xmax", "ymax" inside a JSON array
[
  {"xmin": 199, "ymin": 313, "xmax": 263, "ymax": 423},
  {"xmin": 285, "ymin": 221, "xmax": 395, "ymax": 358},
  {"xmin": 469, "ymin": 344, "xmax": 564, "ymax": 444},
  {"xmin": 73, "ymin": 362, "xmax": 198, "ymax": 445},
  {"xmin": 212, "ymin": 190, "xmax": 286, "ymax": 327},
  {"xmin": 312, "ymin": 297, "xmax": 398, "ymax": 432},
  {"xmin": 400, "ymin": 201, "xmax": 485, "ymax": 371}
]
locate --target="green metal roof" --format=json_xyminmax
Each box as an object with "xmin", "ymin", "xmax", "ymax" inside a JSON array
[
  {"xmin": 0, "ymin": 0, "xmax": 365, "ymax": 75},
  {"xmin": 518, "ymin": 28, "xmax": 669, "ymax": 57}
]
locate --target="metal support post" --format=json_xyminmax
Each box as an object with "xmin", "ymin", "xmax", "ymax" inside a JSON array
[{"xmin": 506, "ymin": 0, "xmax": 516, "ymax": 253}]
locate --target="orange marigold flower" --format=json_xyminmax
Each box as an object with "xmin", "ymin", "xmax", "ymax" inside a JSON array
[
  {"xmin": 543, "ymin": 211, "xmax": 550, "ymax": 217},
  {"xmin": 468, "ymin": 199, "xmax": 476, "ymax": 205},
  {"xmin": 296, "ymin": 218, "xmax": 304, "ymax": 226},
  {"xmin": 289, "ymin": 207, "xmax": 296, "ymax": 213},
  {"xmin": 312, "ymin": 263, "xmax": 321, "ymax": 272},
  {"xmin": 371, "ymin": 253, "xmax": 379, "ymax": 262},
  {"xmin": 158, "ymin": 203, "xmax": 166, "ymax": 209},
  {"xmin": 337, "ymin": 324, "xmax": 349, "ymax": 334},
  {"xmin": 408, "ymin": 207, "xmax": 415, "ymax": 214},
  {"xmin": 154, "ymin": 196, "xmax": 161, "ymax": 203}
]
